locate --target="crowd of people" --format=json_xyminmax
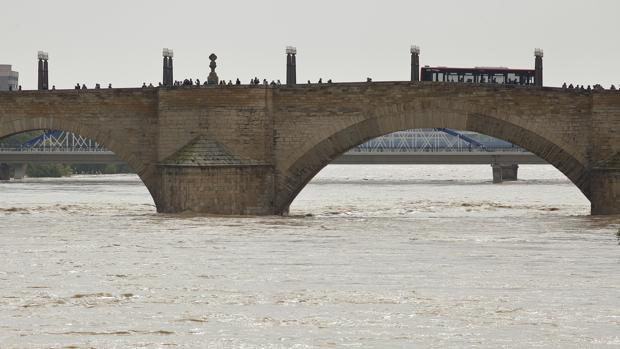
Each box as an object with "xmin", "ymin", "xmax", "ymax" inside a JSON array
[
  {"xmin": 8, "ymin": 79, "xmax": 620, "ymax": 91},
  {"xmin": 74, "ymin": 83, "xmax": 112, "ymax": 90},
  {"xmin": 169, "ymin": 78, "xmax": 243, "ymax": 86},
  {"xmin": 305, "ymin": 78, "xmax": 335, "ymax": 84},
  {"xmin": 562, "ymin": 82, "xmax": 616, "ymax": 91}
]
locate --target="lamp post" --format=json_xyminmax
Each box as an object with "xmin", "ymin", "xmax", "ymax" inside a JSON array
[
  {"xmin": 286, "ymin": 46, "xmax": 297, "ymax": 85},
  {"xmin": 410, "ymin": 45, "xmax": 420, "ymax": 82},
  {"xmin": 162, "ymin": 48, "xmax": 174, "ymax": 86},
  {"xmin": 37, "ymin": 51, "xmax": 49, "ymax": 90},
  {"xmin": 534, "ymin": 48, "xmax": 543, "ymax": 87}
]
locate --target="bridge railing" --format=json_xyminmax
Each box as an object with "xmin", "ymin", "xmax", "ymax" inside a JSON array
[
  {"xmin": 0, "ymin": 145, "xmax": 111, "ymax": 152},
  {"xmin": 347, "ymin": 146, "xmax": 528, "ymax": 153}
]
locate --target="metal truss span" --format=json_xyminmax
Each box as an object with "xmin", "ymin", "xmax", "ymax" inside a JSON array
[{"xmin": 8, "ymin": 129, "xmax": 522, "ymax": 154}]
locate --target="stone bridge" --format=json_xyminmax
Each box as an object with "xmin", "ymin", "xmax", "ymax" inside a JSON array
[{"xmin": 1, "ymin": 82, "xmax": 620, "ymax": 215}]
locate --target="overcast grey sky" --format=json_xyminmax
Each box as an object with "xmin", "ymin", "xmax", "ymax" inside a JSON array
[{"xmin": 3, "ymin": 0, "xmax": 620, "ymax": 89}]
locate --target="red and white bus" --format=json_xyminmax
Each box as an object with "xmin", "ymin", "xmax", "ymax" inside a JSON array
[{"xmin": 420, "ymin": 66, "xmax": 536, "ymax": 85}]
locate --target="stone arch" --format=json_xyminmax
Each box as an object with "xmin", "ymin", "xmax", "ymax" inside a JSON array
[
  {"xmin": 275, "ymin": 109, "xmax": 589, "ymax": 213},
  {"xmin": 0, "ymin": 117, "xmax": 159, "ymax": 207}
]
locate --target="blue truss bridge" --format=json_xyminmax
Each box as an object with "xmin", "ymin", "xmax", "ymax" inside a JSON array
[
  {"xmin": 0, "ymin": 129, "xmax": 544, "ymax": 181},
  {"xmin": 3, "ymin": 128, "xmax": 526, "ymax": 153}
]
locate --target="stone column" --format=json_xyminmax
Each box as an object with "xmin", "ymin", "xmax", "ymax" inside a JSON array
[
  {"xmin": 162, "ymin": 56, "xmax": 168, "ymax": 85},
  {"xmin": 286, "ymin": 54, "xmax": 291, "ymax": 83},
  {"xmin": 37, "ymin": 51, "xmax": 49, "ymax": 90},
  {"xmin": 286, "ymin": 46, "xmax": 297, "ymax": 85},
  {"xmin": 410, "ymin": 45, "xmax": 420, "ymax": 82},
  {"xmin": 162, "ymin": 48, "xmax": 174, "ymax": 86},
  {"xmin": 291, "ymin": 53, "xmax": 297, "ymax": 84},
  {"xmin": 37, "ymin": 55, "xmax": 43, "ymax": 90},
  {"xmin": 534, "ymin": 48, "xmax": 543, "ymax": 87},
  {"xmin": 168, "ymin": 56, "xmax": 173, "ymax": 84},
  {"xmin": 43, "ymin": 59, "xmax": 49, "ymax": 90}
]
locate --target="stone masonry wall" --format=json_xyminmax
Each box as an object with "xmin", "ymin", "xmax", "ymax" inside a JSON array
[
  {"xmin": 156, "ymin": 86, "xmax": 273, "ymax": 164},
  {"xmin": 158, "ymin": 165, "xmax": 275, "ymax": 215}
]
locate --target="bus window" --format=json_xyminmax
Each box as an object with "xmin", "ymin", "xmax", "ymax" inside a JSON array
[{"xmin": 422, "ymin": 70, "xmax": 433, "ymax": 81}]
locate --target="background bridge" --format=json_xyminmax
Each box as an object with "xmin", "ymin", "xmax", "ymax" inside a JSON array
[{"xmin": 0, "ymin": 129, "xmax": 542, "ymax": 182}]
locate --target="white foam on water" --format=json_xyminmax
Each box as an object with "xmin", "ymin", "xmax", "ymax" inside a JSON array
[{"xmin": 0, "ymin": 165, "xmax": 618, "ymax": 348}]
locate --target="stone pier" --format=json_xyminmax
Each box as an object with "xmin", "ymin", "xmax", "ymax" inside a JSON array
[
  {"xmin": 12, "ymin": 163, "xmax": 27, "ymax": 180},
  {"xmin": 0, "ymin": 163, "xmax": 9, "ymax": 181},
  {"xmin": 491, "ymin": 163, "xmax": 519, "ymax": 183}
]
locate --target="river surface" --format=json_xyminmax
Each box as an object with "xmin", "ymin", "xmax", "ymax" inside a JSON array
[{"xmin": 1, "ymin": 165, "xmax": 619, "ymax": 348}]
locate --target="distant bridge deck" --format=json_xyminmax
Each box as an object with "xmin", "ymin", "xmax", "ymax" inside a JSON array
[
  {"xmin": 0, "ymin": 150, "xmax": 546, "ymax": 165},
  {"xmin": 334, "ymin": 152, "xmax": 545, "ymax": 164},
  {"xmin": 0, "ymin": 151, "xmax": 124, "ymax": 164}
]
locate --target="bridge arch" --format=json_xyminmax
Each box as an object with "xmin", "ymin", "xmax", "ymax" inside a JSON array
[
  {"xmin": 0, "ymin": 117, "xmax": 159, "ymax": 207},
  {"xmin": 275, "ymin": 105, "xmax": 589, "ymax": 213}
]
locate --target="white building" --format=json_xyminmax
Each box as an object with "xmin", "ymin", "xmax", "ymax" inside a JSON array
[{"xmin": 0, "ymin": 65, "xmax": 19, "ymax": 91}]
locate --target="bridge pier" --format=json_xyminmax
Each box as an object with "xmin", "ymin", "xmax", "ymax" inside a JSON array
[
  {"xmin": 491, "ymin": 163, "xmax": 518, "ymax": 183},
  {"xmin": 13, "ymin": 163, "xmax": 27, "ymax": 180},
  {"xmin": 589, "ymin": 169, "xmax": 620, "ymax": 215},
  {"xmin": 0, "ymin": 163, "xmax": 9, "ymax": 181},
  {"xmin": 156, "ymin": 165, "xmax": 276, "ymax": 215}
]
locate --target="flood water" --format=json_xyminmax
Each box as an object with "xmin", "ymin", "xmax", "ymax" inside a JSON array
[{"xmin": 1, "ymin": 165, "xmax": 619, "ymax": 348}]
